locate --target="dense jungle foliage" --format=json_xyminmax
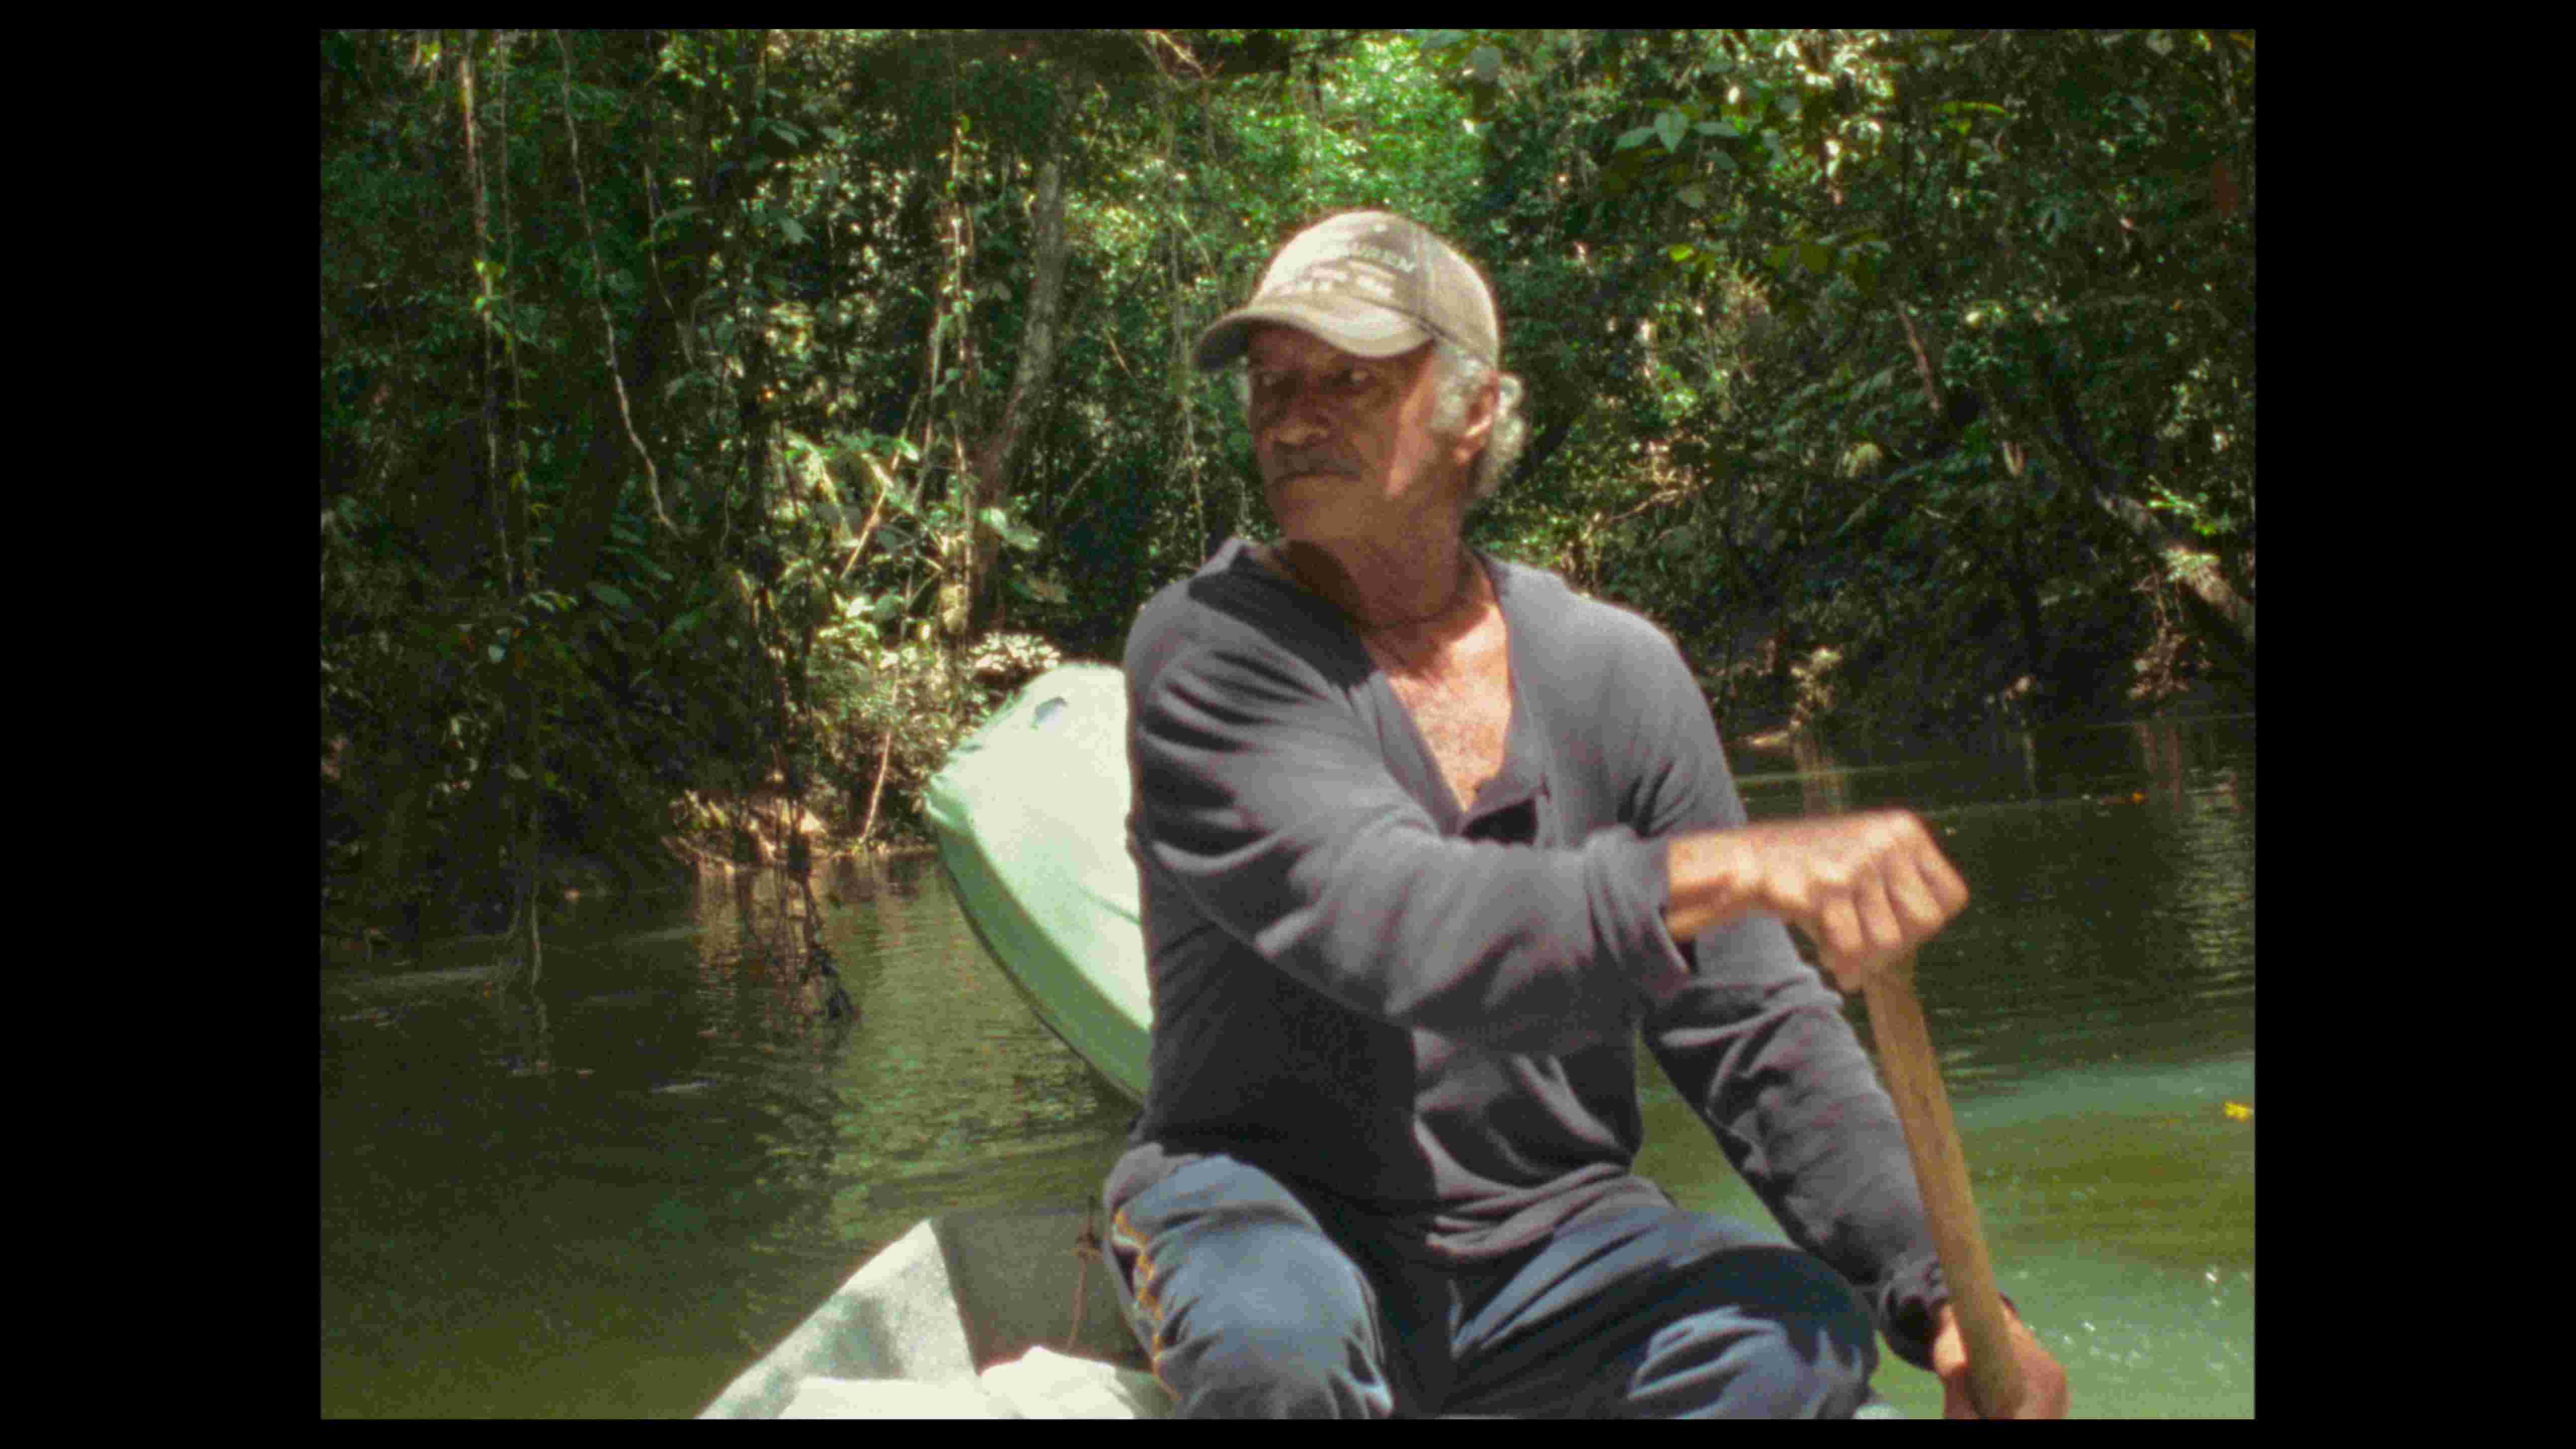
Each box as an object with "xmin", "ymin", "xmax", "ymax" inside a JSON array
[{"xmin": 321, "ymin": 29, "xmax": 2254, "ymax": 953}]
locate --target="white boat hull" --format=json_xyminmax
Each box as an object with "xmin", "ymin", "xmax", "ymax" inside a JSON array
[{"xmin": 699, "ymin": 1205, "xmax": 1168, "ymax": 1419}]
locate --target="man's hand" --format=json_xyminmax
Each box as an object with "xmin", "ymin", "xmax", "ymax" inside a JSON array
[
  {"xmin": 1665, "ymin": 812, "xmax": 1970, "ymax": 993},
  {"xmin": 1930, "ymin": 1302, "xmax": 2070, "ymax": 1419}
]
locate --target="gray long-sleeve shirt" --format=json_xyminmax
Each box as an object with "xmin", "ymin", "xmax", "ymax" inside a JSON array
[{"xmin": 1106, "ymin": 538, "xmax": 1953, "ymax": 1367}]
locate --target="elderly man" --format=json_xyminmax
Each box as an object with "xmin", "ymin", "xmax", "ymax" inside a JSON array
[{"xmin": 1101, "ymin": 211, "xmax": 2068, "ymax": 1418}]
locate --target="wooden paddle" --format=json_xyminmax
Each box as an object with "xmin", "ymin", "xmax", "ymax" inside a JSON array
[{"xmin": 1862, "ymin": 949, "xmax": 2027, "ymax": 1419}]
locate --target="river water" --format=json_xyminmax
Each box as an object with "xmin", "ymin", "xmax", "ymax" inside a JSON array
[{"xmin": 319, "ymin": 711, "xmax": 2252, "ymax": 1418}]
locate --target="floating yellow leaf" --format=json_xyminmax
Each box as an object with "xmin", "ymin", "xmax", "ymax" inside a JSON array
[{"xmin": 2223, "ymin": 1101, "xmax": 2252, "ymax": 1121}]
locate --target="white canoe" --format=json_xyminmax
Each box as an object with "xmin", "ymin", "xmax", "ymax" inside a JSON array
[
  {"xmin": 700, "ymin": 1202, "xmax": 1904, "ymax": 1418},
  {"xmin": 699, "ymin": 1204, "xmax": 1170, "ymax": 1419}
]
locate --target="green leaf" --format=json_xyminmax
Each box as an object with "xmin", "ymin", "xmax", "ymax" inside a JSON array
[
  {"xmin": 780, "ymin": 217, "xmax": 809, "ymax": 246},
  {"xmin": 1675, "ymin": 185, "xmax": 1708, "ymax": 210},
  {"xmin": 1616, "ymin": 125, "xmax": 1656, "ymax": 152},
  {"xmin": 1655, "ymin": 109, "xmax": 1686, "ymax": 152},
  {"xmin": 1668, "ymin": 243, "xmax": 1697, "ymax": 263},
  {"xmin": 1799, "ymin": 240, "xmax": 1832, "ymax": 274},
  {"xmin": 1470, "ymin": 45, "xmax": 1502, "ymax": 84},
  {"xmin": 1600, "ymin": 143, "xmax": 1663, "ymax": 197},
  {"xmin": 488, "ymin": 645, "xmax": 506, "ymax": 663},
  {"xmin": 591, "ymin": 582, "xmax": 635, "ymax": 613}
]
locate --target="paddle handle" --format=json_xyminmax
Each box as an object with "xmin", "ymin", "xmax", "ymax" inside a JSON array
[{"xmin": 1863, "ymin": 951, "xmax": 2027, "ymax": 1419}]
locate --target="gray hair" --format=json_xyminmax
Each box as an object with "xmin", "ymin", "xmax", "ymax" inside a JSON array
[
  {"xmin": 1429, "ymin": 340, "xmax": 1527, "ymax": 503},
  {"xmin": 1231, "ymin": 339, "xmax": 1530, "ymax": 503}
]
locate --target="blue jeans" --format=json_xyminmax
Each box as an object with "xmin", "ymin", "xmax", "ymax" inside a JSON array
[{"xmin": 1104, "ymin": 1154, "xmax": 1880, "ymax": 1418}]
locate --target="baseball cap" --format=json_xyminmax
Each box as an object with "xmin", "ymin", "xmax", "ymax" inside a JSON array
[{"xmin": 1192, "ymin": 211, "xmax": 1501, "ymax": 373}]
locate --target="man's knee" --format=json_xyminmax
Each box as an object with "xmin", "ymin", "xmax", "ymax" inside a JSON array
[
  {"xmin": 1108, "ymin": 1167, "xmax": 1394, "ymax": 1418},
  {"xmin": 1631, "ymin": 1249, "xmax": 1880, "ymax": 1418},
  {"xmin": 1155, "ymin": 1250, "xmax": 1390, "ymax": 1417}
]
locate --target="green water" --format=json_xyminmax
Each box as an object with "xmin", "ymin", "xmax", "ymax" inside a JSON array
[{"xmin": 319, "ymin": 713, "xmax": 2252, "ymax": 1418}]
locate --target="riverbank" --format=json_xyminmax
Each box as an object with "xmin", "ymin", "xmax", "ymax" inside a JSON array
[{"xmin": 327, "ymin": 695, "xmax": 2229, "ymax": 967}]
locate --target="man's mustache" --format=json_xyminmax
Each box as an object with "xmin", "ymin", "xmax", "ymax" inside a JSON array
[{"xmin": 1262, "ymin": 450, "xmax": 1358, "ymax": 483}]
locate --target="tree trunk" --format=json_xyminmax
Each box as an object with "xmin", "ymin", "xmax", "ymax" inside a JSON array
[
  {"xmin": 2006, "ymin": 512, "xmax": 2049, "ymax": 691},
  {"xmin": 964, "ymin": 119, "xmax": 1076, "ymax": 634},
  {"xmin": 2020, "ymin": 342, "xmax": 2256, "ymax": 681},
  {"xmin": 357, "ymin": 770, "xmax": 428, "ymax": 943},
  {"xmin": 2081, "ymin": 488, "xmax": 2255, "ymax": 660}
]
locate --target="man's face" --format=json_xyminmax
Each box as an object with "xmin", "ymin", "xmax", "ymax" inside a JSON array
[{"xmin": 1243, "ymin": 324, "xmax": 1479, "ymax": 547}]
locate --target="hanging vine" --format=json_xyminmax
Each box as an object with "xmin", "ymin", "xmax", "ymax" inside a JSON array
[{"xmin": 554, "ymin": 29, "xmax": 675, "ymax": 538}]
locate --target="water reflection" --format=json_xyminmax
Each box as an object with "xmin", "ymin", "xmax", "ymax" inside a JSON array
[
  {"xmin": 320, "ymin": 850, "xmax": 1135, "ymax": 1418},
  {"xmin": 1695, "ymin": 713, "xmax": 2254, "ymax": 1416}
]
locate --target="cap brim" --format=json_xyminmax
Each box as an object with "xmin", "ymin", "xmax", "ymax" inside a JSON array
[{"xmin": 1192, "ymin": 295, "xmax": 1433, "ymax": 372}]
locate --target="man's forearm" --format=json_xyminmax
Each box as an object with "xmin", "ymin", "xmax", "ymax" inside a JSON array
[
  {"xmin": 1663, "ymin": 830, "xmax": 1753, "ymax": 943},
  {"xmin": 1659, "ymin": 813, "xmax": 1969, "ymax": 990}
]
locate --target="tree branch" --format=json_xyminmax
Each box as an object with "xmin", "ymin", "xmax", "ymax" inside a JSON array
[{"xmin": 954, "ymin": 29, "xmax": 1313, "ymax": 82}]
